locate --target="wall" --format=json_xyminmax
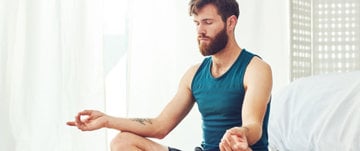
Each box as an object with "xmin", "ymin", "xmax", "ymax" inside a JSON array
[{"xmin": 237, "ymin": 0, "xmax": 291, "ymax": 93}]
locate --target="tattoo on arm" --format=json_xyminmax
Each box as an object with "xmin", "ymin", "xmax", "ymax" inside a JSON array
[{"xmin": 131, "ymin": 118, "xmax": 153, "ymax": 125}]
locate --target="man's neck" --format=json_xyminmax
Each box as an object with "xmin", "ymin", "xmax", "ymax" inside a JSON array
[{"xmin": 211, "ymin": 43, "xmax": 242, "ymax": 78}]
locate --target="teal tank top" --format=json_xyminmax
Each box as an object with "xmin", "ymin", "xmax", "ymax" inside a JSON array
[{"xmin": 191, "ymin": 49, "xmax": 270, "ymax": 151}]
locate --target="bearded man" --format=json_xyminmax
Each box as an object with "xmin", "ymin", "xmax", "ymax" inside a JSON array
[{"xmin": 67, "ymin": 0, "xmax": 272, "ymax": 151}]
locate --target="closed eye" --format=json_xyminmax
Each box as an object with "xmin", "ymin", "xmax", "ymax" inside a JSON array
[
  {"xmin": 193, "ymin": 19, "xmax": 214, "ymax": 26},
  {"xmin": 194, "ymin": 21, "xmax": 200, "ymax": 26},
  {"xmin": 203, "ymin": 19, "xmax": 213, "ymax": 25}
]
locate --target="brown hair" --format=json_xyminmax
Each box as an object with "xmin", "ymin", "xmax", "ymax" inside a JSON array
[{"xmin": 189, "ymin": 0, "xmax": 240, "ymax": 22}]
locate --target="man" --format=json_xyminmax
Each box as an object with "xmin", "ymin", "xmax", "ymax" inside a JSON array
[{"xmin": 67, "ymin": 0, "xmax": 272, "ymax": 150}]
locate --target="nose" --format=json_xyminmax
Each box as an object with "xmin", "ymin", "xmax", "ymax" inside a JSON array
[{"xmin": 197, "ymin": 24, "xmax": 206, "ymax": 35}]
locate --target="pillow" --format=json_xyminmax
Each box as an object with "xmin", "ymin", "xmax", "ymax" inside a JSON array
[{"xmin": 269, "ymin": 71, "xmax": 360, "ymax": 151}]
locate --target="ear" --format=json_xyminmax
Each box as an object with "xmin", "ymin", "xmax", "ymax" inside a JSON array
[{"xmin": 226, "ymin": 15, "xmax": 238, "ymax": 31}]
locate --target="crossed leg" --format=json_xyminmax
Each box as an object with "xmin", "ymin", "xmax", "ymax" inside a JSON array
[{"xmin": 111, "ymin": 132, "xmax": 169, "ymax": 151}]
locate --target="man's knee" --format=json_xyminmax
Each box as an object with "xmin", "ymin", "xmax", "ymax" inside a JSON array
[
  {"xmin": 111, "ymin": 132, "xmax": 167, "ymax": 151},
  {"xmin": 111, "ymin": 132, "xmax": 136, "ymax": 150}
]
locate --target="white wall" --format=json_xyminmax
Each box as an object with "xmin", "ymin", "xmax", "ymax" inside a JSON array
[{"xmin": 236, "ymin": 0, "xmax": 290, "ymax": 93}]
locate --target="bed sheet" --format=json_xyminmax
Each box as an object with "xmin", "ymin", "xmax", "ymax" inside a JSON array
[{"xmin": 269, "ymin": 71, "xmax": 360, "ymax": 151}]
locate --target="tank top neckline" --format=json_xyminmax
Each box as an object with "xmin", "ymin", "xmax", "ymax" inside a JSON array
[{"xmin": 208, "ymin": 48, "xmax": 247, "ymax": 80}]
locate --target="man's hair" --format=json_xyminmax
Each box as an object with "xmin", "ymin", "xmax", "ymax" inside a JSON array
[{"xmin": 189, "ymin": 0, "xmax": 240, "ymax": 22}]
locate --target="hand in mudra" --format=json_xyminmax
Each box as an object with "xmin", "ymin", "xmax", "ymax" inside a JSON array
[
  {"xmin": 67, "ymin": 110, "xmax": 108, "ymax": 131},
  {"xmin": 219, "ymin": 127, "xmax": 252, "ymax": 151}
]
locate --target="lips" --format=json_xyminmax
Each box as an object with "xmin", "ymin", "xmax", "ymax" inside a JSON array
[{"xmin": 198, "ymin": 37, "xmax": 210, "ymax": 42}]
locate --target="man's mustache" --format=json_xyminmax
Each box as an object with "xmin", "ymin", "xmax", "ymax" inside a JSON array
[{"xmin": 198, "ymin": 34, "xmax": 211, "ymax": 39}]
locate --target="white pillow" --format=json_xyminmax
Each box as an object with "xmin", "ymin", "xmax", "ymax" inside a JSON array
[{"xmin": 269, "ymin": 71, "xmax": 360, "ymax": 151}]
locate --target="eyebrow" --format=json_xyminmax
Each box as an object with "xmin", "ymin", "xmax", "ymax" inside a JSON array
[{"xmin": 194, "ymin": 18, "xmax": 214, "ymax": 23}]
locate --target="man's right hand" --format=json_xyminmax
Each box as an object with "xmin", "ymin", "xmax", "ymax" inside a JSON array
[{"xmin": 66, "ymin": 110, "xmax": 108, "ymax": 131}]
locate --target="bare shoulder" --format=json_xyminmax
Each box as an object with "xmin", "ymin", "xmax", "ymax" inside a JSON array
[
  {"xmin": 247, "ymin": 57, "xmax": 272, "ymax": 73},
  {"xmin": 181, "ymin": 63, "xmax": 202, "ymax": 89},
  {"xmin": 188, "ymin": 63, "xmax": 202, "ymax": 75},
  {"xmin": 244, "ymin": 57, "xmax": 273, "ymax": 89}
]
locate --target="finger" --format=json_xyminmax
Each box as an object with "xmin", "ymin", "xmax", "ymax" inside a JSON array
[
  {"xmin": 230, "ymin": 135, "xmax": 242, "ymax": 150},
  {"xmin": 219, "ymin": 141, "xmax": 226, "ymax": 151},
  {"xmin": 219, "ymin": 141, "xmax": 229, "ymax": 151},
  {"xmin": 230, "ymin": 134, "xmax": 248, "ymax": 150},
  {"xmin": 76, "ymin": 114, "xmax": 82, "ymax": 124},
  {"xmin": 220, "ymin": 139, "xmax": 232, "ymax": 151},
  {"xmin": 79, "ymin": 110, "xmax": 93, "ymax": 121},
  {"xmin": 76, "ymin": 121, "xmax": 88, "ymax": 131},
  {"xmin": 221, "ymin": 133, "xmax": 234, "ymax": 151},
  {"xmin": 224, "ymin": 130, "xmax": 234, "ymax": 145},
  {"xmin": 66, "ymin": 121, "xmax": 76, "ymax": 126},
  {"xmin": 228, "ymin": 128, "xmax": 246, "ymax": 139},
  {"xmin": 79, "ymin": 110, "xmax": 93, "ymax": 116},
  {"xmin": 231, "ymin": 134, "xmax": 240, "ymax": 142}
]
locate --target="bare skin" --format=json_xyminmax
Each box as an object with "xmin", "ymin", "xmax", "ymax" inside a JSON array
[{"xmin": 67, "ymin": 3, "xmax": 272, "ymax": 151}]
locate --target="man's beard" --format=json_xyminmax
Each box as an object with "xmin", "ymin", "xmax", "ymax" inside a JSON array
[{"xmin": 198, "ymin": 26, "xmax": 228, "ymax": 56}]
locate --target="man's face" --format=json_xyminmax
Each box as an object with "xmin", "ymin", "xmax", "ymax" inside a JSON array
[
  {"xmin": 194, "ymin": 4, "xmax": 228, "ymax": 56},
  {"xmin": 198, "ymin": 25, "xmax": 228, "ymax": 56}
]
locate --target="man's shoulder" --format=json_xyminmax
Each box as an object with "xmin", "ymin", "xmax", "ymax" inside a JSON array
[
  {"xmin": 244, "ymin": 57, "xmax": 273, "ymax": 87},
  {"xmin": 187, "ymin": 63, "xmax": 202, "ymax": 78},
  {"xmin": 180, "ymin": 63, "xmax": 202, "ymax": 90},
  {"xmin": 249, "ymin": 57, "xmax": 271, "ymax": 72}
]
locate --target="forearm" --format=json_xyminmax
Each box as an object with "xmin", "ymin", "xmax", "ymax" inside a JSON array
[
  {"xmin": 242, "ymin": 124, "xmax": 262, "ymax": 146},
  {"xmin": 105, "ymin": 116, "xmax": 167, "ymax": 138}
]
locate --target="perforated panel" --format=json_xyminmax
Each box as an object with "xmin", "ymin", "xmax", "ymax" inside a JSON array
[
  {"xmin": 313, "ymin": 0, "xmax": 360, "ymax": 75},
  {"xmin": 290, "ymin": 0, "xmax": 313, "ymax": 81},
  {"xmin": 290, "ymin": 0, "xmax": 360, "ymax": 81}
]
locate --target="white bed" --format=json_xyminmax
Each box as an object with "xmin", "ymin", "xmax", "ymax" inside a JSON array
[{"xmin": 268, "ymin": 71, "xmax": 360, "ymax": 151}]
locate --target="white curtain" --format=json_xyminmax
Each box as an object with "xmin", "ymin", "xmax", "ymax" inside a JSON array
[{"xmin": 0, "ymin": 0, "xmax": 107, "ymax": 151}]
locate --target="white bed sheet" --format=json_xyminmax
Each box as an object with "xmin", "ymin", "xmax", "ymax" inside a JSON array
[{"xmin": 269, "ymin": 71, "xmax": 360, "ymax": 151}]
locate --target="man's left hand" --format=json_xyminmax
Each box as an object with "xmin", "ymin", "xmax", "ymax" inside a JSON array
[{"xmin": 219, "ymin": 127, "xmax": 252, "ymax": 151}]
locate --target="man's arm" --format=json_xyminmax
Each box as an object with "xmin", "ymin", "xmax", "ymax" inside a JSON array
[
  {"xmin": 241, "ymin": 57, "xmax": 272, "ymax": 145},
  {"xmin": 219, "ymin": 57, "xmax": 272, "ymax": 151},
  {"xmin": 67, "ymin": 64, "xmax": 200, "ymax": 139}
]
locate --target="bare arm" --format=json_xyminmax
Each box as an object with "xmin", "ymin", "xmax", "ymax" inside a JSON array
[
  {"xmin": 219, "ymin": 57, "xmax": 272, "ymax": 151},
  {"xmin": 241, "ymin": 57, "xmax": 272, "ymax": 145},
  {"xmin": 67, "ymin": 65, "xmax": 200, "ymax": 139}
]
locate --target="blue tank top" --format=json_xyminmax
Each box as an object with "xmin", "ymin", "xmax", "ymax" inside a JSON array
[{"xmin": 191, "ymin": 49, "xmax": 270, "ymax": 151}]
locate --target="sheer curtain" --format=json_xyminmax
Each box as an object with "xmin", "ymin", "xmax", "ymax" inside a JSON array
[{"xmin": 0, "ymin": 0, "xmax": 106, "ymax": 150}]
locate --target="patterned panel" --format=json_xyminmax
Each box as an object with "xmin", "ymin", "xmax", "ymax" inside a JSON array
[
  {"xmin": 313, "ymin": 0, "xmax": 360, "ymax": 75},
  {"xmin": 290, "ymin": 0, "xmax": 360, "ymax": 81},
  {"xmin": 290, "ymin": 0, "xmax": 313, "ymax": 81}
]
